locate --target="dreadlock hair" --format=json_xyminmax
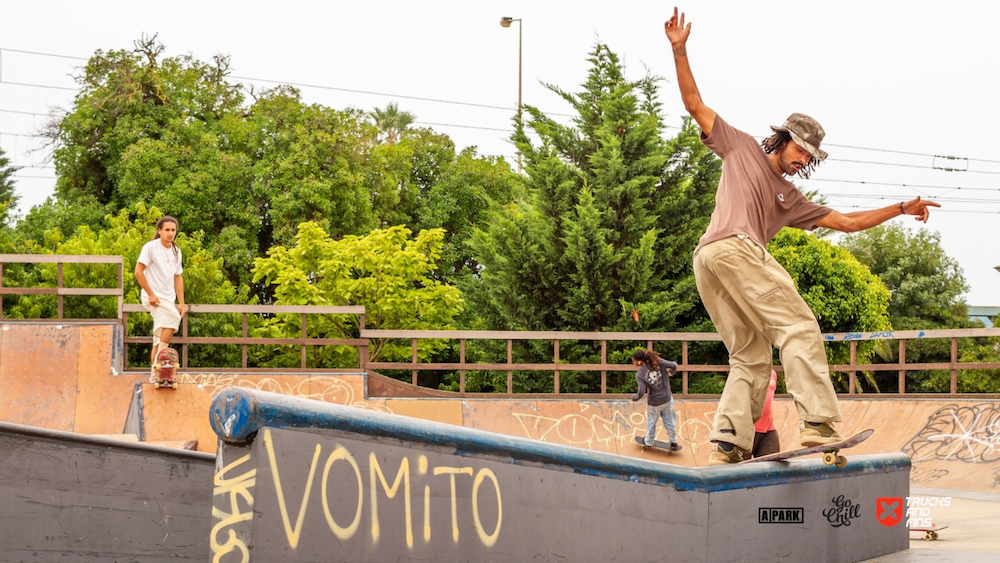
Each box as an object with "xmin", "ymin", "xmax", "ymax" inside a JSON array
[
  {"xmin": 631, "ymin": 348, "xmax": 662, "ymax": 371},
  {"xmin": 153, "ymin": 215, "xmax": 180, "ymax": 258},
  {"xmin": 761, "ymin": 130, "xmax": 820, "ymax": 179}
]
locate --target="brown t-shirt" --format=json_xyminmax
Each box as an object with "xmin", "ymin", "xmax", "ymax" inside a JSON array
[{"xmin": 695, "ymin": 115, "xmax": 831, "ymax": 253}]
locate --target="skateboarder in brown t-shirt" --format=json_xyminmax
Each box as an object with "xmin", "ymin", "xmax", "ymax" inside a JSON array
[{"xmin": 664, "ymin": 7, "xmax": 941, "ymax": 464}]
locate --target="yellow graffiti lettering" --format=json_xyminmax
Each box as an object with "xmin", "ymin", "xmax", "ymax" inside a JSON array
[
  {"xmin": 370, "ymin": 454, "xmax": 413, "ymax": 548},
  {"xmin": 321, "ymin": 446, "xmax": 363, "ymax": 540},
  {"xmin": 423, "ymin": 485, "xmax": 431, "ymax": 542},
  {"xmin": 433, "ymin": 466, "xmax": 473, "ymax": 543},
  {"xmin": 210, "ymin": 528, "xmax": 250, "ymax": 563},
  {"xmin": 211, "ymin": 453, "xmax": 256, "ymax": 563},
  {"xmin": 264, "ymin": 428, "xmax": 322, "ymax": 549},
  {"xmin": 472, "ymin": 468, "xmax": 502, "ymax": 547}
]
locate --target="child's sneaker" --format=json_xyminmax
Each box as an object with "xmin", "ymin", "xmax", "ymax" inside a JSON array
[
  {"xmin": 669, "ymin": 442, "xmax": 681, "ymax": 452},
  {"xmin": 708, "ymin": 442, "xmax": 748, "ymax": 465},
  {"xmin": 800, "ymin": 421, "xmax": 845, "ymax": 447}
]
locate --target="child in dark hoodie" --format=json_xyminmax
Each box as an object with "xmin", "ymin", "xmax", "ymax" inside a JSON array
[{"xmin": 631, "ymin": 349, "xmax": 680, "ymax": 451}]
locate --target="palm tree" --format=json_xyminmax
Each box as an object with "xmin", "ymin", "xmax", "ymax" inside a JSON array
[{"xmin": 369, "ymin": 103, "xmax": 416, "ymax": 145}]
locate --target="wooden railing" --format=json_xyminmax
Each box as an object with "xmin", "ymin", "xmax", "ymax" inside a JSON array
[
  {"xmin": 122, "ymin": 304, "xmax": 367, "ymax": 372},
  {"xmin": 2, "ymin": 254, "xmax": 998, "ymax": 397},
  {"xmin": 0, "ymin": 254, "xmax": 124, "ymax": 320},
  {"xmin": 362, "ymin": 327, "xmax": 1000, "ymax": 397}
]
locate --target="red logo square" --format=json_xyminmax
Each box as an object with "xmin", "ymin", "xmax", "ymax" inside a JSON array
[{"xmin": 876, "ymin": 497, "xmax": 903, "ymax": 527}]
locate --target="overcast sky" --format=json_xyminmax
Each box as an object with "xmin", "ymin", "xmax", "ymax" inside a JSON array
[{"xmin": 2, "ymin": 0, "xmax": 998, "ymax": 306}]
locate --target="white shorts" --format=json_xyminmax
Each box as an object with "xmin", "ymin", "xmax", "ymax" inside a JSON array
[{"xmin": 141, "ymin": 294, "xmax": 182, "ymax": 343}]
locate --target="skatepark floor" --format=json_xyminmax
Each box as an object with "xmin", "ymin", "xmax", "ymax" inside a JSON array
[{"xmin": 864, "ymin": 491, "xmax": 1000, "ymax": 563}]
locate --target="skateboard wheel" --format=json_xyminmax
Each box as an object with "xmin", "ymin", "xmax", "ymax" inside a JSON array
[
  {"xmin": 172, "ymin": 382, "xmax": 178, "ymax": 390},
  {"xmin": 924, "ymin": 533, "xmax": 933, "ymax": 541},
  {"xmin": 930, "ymin": 532, "xmax": 938, "ymax": 540},
  {"xmin": 823, "ymin": 452, "xmax": 836, "ymax": 465},
  {"xmin": 154, "ymin": 382, "xmax": 161, "ymax": 389},
  {"xmin": 835, "ymin": 455, "xmax": 848, "ymax": 468}
]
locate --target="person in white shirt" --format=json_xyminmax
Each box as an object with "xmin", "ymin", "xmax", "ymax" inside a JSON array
[{"xmin": 134, "ymin": 216, "xmax": 186, "ymax": 376}]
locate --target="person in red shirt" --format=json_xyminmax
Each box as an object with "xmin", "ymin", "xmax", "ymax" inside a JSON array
[{"xmin": 752, "ymin": 370, "xmax": 781, "ymax": 457}]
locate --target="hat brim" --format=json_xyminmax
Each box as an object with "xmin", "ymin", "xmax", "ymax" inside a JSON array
[{"xmin": 770, "ymin": 125, "xmax": 828, "ymax": 161}]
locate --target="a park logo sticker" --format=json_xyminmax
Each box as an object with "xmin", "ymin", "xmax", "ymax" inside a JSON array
[
  {"xmin": 758, "ymin": 508, "xmax": 804, "ymax": 524},
  {"xmin": 876, "ymin": 497, "xmax": 903, "ymax": 527}
]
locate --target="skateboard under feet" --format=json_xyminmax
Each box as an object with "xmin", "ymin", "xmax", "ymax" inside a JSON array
[
  {"xmin": 153, "ymin": 347, "xmax": 180, "ymax": 390},
  {"xmin": 634, "ymin": 436, "xmax": 683, "ymax": 454},
  {"xmin": 740, "ymin": 429, "xmax": 874, "ymax": 467}
]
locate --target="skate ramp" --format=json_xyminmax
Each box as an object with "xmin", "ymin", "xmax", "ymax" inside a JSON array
[
  {"xmin": 0, "ymin": 323, "xmax": 142, "ymax": 435},
  {"xmin": 0, "ymin": 421, "xmax": 214, "ymax": 563},
  {"xmin": 208, "ymin": 388, "xmax": 909, "ymax": 563}
]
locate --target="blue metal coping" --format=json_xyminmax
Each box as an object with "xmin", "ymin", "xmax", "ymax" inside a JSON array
[{"xmin": 209, "ymin": 387, "xmax": 910, "ymax": 494}]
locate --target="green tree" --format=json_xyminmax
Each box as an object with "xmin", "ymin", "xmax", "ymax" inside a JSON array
[
  {"xmin": 459, "ymin": 43, "xmax": 719, "ymax": 393},
  {"xmin": 839, "ymin": 223, "xmax": 1000, "ymax": 392},
  {"xmin": 369, "ymin": 103, "xmax": 416, "ymax": 145},
  {"xmin": 0, "ymin": 146, "xmax": 20, "ymax": 227},
  {"xmin": 0, "ymin": 204, "xmax": 246, "ymax": 367},
  {"xmin": 468, "ymin": 44, "xmax": 718, "ymax": 334},
  {"xmin": 768, "ymin": 228, "xmax": 892, "ymax": 391},
  {"xmin": 252, "ymin": 222, "xmax": 463, "ymax": 369},
  {"xmin": 32, "ymin": 37, "xmax": 518, "ymax": 299}
]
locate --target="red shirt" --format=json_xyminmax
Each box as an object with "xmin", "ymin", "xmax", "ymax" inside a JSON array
[{"xmin": 755, "ymin": 371, "xmax": 778, "ymax": 433}]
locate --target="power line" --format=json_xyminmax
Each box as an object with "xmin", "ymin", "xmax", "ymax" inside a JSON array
[
  {"xmin": 819, "ymin": 193, "xmax": 1000, "ymax": 205},
  {"xmin": 824, "ymin": 142, "xmax": 1000, "ymax": 166},
  {"xmin": 0, "ymin": 108, "xmax": 60, "ymax": 117},
  {"xmin": 810, "ymin": 178, "xmax": 1000, "ymax": 193},
  {"xmin": 828, "ymin": 157, "xmax": 1000, "ymax": 176},
  {"xmin": 2, "ymin": 47, "xmax": 999, "ymax": 176},
  {"xmin": 0, "ymin": 47, "xmax": 87, "ymax": 61},
  {"xmin": 0, "ymin": 79, "xmax": 77, "ymax": 92}
]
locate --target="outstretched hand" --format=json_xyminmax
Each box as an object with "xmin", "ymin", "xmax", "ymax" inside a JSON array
[
  {"xmin": 902, "ymin": 196, "xmax": 941, "ymax": 223},
  {"xmin": 664, "ymin": 6, "xmax": 691, "ymax": 47}
]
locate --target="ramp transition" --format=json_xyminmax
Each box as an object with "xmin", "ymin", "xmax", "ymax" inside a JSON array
[
  {"xmin": 0, "ymin": 421, "xmax": 215, "ymax": 563},
  {"xmin": 209, "ymin": 388, "xmax": 909, "ymax": 563}
]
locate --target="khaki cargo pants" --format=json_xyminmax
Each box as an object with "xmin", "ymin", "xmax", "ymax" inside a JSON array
[{"xmin": 694, "ymin": 235, "xmax": 841, "ymax": 452}]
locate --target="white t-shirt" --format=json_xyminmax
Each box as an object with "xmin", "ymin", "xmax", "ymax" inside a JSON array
[{"xmin": 137, "ymin": 239, "xmax": 183, "ymax": 302}]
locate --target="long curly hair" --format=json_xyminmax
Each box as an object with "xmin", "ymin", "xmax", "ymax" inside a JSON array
[
  {"xmin": 761, "ymin": 131, "xmax": 820, "ymax": 179},
  {"xmin": 632, "ymin": 348, "xmax": 661, "ymax": 371}
]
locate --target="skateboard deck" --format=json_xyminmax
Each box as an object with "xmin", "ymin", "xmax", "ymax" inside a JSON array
[
  {"xmin": 909, "ymin": 525, "xmax": 948, "ymax": 541},
  {"xmin": 741, "ymin": 429, "xmax": 873, "ymax": 467},
  {"xmin": 634, "ymin": 436, "xmax": 683, "ymax": 453},
  {"xmin": 153, "ymin": 348, "xmax": 180, "ymax": 390}
]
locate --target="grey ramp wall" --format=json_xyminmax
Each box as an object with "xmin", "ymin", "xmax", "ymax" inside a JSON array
[
  {"xmin": 0, "ymin": 422, "xmax": 215, "ymax": 563},
  {"xmin": 210, "ymin": 388, "xmax": 910, "ymax": 563}
]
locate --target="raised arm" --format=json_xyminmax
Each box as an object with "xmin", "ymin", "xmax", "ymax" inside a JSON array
[
  {"xmin": 815, "ymin": 196, "xmax": 941, "ymax": 233},
  {"xmin": 665, "ymin": 7, "xmax": 717, "ymax": 136}
]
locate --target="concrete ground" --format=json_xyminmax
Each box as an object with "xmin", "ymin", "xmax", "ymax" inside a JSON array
[{"xmin": 863, "ymin": 491, "xmax": 1000, "ymax": 563}]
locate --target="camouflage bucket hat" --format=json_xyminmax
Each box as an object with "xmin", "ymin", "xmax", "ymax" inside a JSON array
[{"xmin": 770, "ymin": 113, "xmax": 828, "ymax": 161}]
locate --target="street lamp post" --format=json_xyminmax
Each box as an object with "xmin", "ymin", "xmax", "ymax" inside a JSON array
[{"xmin": 500, "ymin": 16, "xmax": 522, "ymax": 173}]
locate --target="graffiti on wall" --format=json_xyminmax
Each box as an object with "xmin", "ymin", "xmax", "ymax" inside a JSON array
[
  {"xmin": 509, "ymin": 403, "xmax": 716, "ymax": 453},
  {"xmin": 903, "ymin": 403, "xmax": 1000, "ymax": 463},
  {"xmin": 177, "ymin": 373, "xmax": 389, "ymax": 412},
  {"xmin": 210, "ymin": 429, "xmax": 503, "ymax": 562}
]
